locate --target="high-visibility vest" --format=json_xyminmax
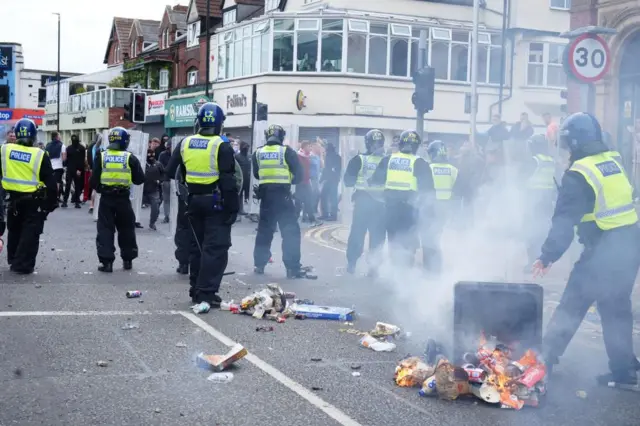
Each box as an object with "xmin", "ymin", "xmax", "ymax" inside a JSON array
[
  {"xmin": 528, "ymin": 154, "xmax": 556, "ymax": 190},
  {"xmin": 180, "ymin": 135, "xmax": 223, "ymax": 185},
  {"xmin": 569, "ymin": 152, "xmax": 638, "ymax": 230},
  {"xmin": 0, "ymin": 144, "xmax": 45, "ymax": 193},
  {"xmin": 385, "ymin": 152, "xmax": 418, "ymax": 191},
  {"xmin": 257, "ymin": 145, "xmax": 292, "ymax": 184},
  {"xmin": 430, "ymin": 163, "xmax": 458, "ymax": 200},
  {"xmin": 355, "ymin": 154, "xmax": 383, "ymax": 193},
  {"xmin": 100, "ymin": 149, "xmax": 132, "ymax": 187}
]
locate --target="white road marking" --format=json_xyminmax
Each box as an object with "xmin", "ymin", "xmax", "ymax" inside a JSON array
[
  {"xmin": 0, "ymin": 310, "xmax": 174, "ymax": 317},
  {"xmin": 180, "ymin": 312, "xmax": 363, "ymax": 426}
]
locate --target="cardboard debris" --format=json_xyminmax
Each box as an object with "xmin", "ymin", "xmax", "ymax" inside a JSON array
[
  {"xmin": 197, "ymin": 344, "xmax": 248, "ymax": 372},
  {"xmin": 290, "ymin": 304, "xmax": 355, "ymax": 321},
  {"xmin": 394, "ymin": 357, "xmax": 436, "ymax": 387}
]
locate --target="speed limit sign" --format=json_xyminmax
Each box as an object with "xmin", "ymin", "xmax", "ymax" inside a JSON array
[{"xmin": 566, "ymin": 34, "xmax": 611, "ymax": 83}]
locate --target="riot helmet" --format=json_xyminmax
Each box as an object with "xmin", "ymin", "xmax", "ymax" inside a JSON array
[
  {"xmin": 265, "ymin": 124, "xmax": 286, "ymax": 144},
  {"xmin": 364, "ymin": 129, "xmax": 385, "ymax": 154},
  {"xmin": 427, "ymin": 140, "xmax": 447, "ymax": 162},
  {"xmin": 13, "ymin": 119, "xmax": 38, "ymax": 147},
  {"xmin": 559, "ymin": 112, "xmax": 605, "ymax": 154},
  {"xmin": 398, "ymin": 129, "xmax": 421, "ymax": 154},
  {"xmin": 108, "ymin": 127, "xmax": 131, "ymax": 150},
  {"xmin": 196, "ymin": 102, "xmax": 225, "ymax": 136}
]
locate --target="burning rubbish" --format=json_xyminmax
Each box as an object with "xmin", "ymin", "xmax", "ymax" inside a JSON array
[{"xmin": 394, "ymin": 334, "xmax": 547, "ymax": 410}]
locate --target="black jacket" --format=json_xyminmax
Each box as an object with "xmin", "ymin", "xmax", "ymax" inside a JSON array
[
  {"xmin": 0, "ymin": 147, "xmax": 58, "ymax": 210},
  {"xmin": 158, "ymin": 150, "xmax": 172, "ymax": 180},
  {"xmin": 538, "ymin": 147, "xmax": 631, "ymax": 266},
  {"xmin": 143, "ymin": 161, "xmax": 164, "ymax": 195},
  {"xmin": 90, "ymin": 143, "xmax": 145, "ymax": 193},
  {"xmin": 321, "ymin": 151, "xmax": 342, "ymax": 185},
  {"xmin": 235, "ymin": 151, "xmax": 251, "ymax": 187},
  {"xmin": 66, "ymin": 142, "xmax": 86, "ymax": 172}
]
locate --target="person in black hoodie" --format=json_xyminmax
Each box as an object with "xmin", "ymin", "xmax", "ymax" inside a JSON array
[
  {"xmin": 45, "ymin": 132, "xmax": 66, "ymax": 201},
  {"xmin": 62, "ymin": 134, "xmax": 86, "ymax": 208},
  {"xmin": 155, "ymin": 134, "xmax": 169, "ymax": 160},
  {"xmin": 319, "ymin": 142, "xmax": 342, "ymax": 221},
  {"xmin": 158, "ymin": 139, "xmax": 173, "ymax": 223},
  {"xmin": 235, "ymin": 141, "xmax": 251, "ymax": 215},
  {"xmin": 143, "ymin": 148, "xmax": 164, "ymax": 230}
]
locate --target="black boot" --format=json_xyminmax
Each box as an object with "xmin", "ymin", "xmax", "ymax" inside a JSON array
[
  {"xmin": 176, "ymin": 264, "xmax": 189, "ymax": 274},
  {"xmin": 98, "ymin": 262, "xmax": 113, "ymax": 273},
  {"xmin": 596, "ymin": 370, "xmax": 638, "ymax": 388},
  {"xmin": 61, "ymin": 202, "xmax": 68, "ymax": 208},
  {"xmin": 123, "ymin": 260, "xmax": 133, "ymax": 270},
  {"xmin": 346, "ymin": 263, "xmax": 356, "ymax": 274},
  {"xmin": 74, "ymin": 203, "xmax": 81, "ymax": 209},
  {"xmin": 254, "ymin": 266, "xmax": 265, "ymax": 275}
]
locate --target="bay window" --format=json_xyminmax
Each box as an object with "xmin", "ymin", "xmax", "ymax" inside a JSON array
[
  {"xmin": 390, "ymin": 24, "xmax": 411, "ymax": 77},
  {"xmin": 430, "ymin": 28, "xmax": 451, "ymax": 80},
  {"xmin": 450, "ymin": 30, "xmax": 469, "ymax": 82},
  {"xmin": 368, "ymin": 24, "xmax": 388, "ymax": 75},
  {"xmin": 273, "ymin": 18, "xmax": 294, "ymax": 71},
  {"xmin": 296, "ymin": 19, "xmax": 319, "ymax": 71},
  {"xmin": 320, "ymin": 19, "xmax": 343, "ymax": 72},
  {"xmin": 346, "ymin": 19, "xmax": 368, "ymax": 73},
  {"xmin": 223, "ymin": 9, "xmax": 236, "ymax": 27}
]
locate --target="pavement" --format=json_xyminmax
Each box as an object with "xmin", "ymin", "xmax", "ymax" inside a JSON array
[{"xmin": 2, "ymin": 204, "xmax": 640, "ymax": 426}]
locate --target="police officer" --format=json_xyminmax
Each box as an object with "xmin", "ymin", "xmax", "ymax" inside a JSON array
[
  {"xmin": 533, "ymin": 112, "xmax": 640, "ymax": 387},
  {"xmin": 0, "ymin": 118, "xmax": 58, "ymax": 273},
  {"xmin": 343, "ymin": 129, "xmax": 386, "ymax": 275},
  {"xmin": 422, "ymin": 140, "xmax": 458, "ymax": 273},
  {"xmin": 370, "ymin": 130, "xmax": 434, "ymax": 267},
  {"xmin": 523, "ymin": 134, "xmax": 556, "ymax": 268},
  {"xmin": 90, "ymin": 127, "xmax": 145, "ymax": 272},
  {"xmin": 253, "ymin": 124, "xmax": 309, "ymax": 278},
  {"xmin": 173, "ymin": 165, "xmax": 192, "ymax": 275},
  {"xmin": 166, "ymin": 102, "xmax": 238, "ymax": 306}
]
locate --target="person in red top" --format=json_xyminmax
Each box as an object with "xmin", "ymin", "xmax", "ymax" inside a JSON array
[{"xmin": 295, "ymin": 141, "xmax": 320, "ymax": 225}]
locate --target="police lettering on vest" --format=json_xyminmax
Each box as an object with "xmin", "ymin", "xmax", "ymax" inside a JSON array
[
  {"xmin": 528, "ymin": 154, "xmax": 556, "ymax": 190},
  {"xmin": 181, "ymin": 135, "xmax": 222, "ymax": 185},
  {"xmin": 257, "ymin": 145, "xmax": 291, "ymax": 184},
  {"xmin": 430, "ymin": 163, "xmax": 458, "ymax": 200},
  {"xmin": 355, "ymin": 155, "xmax": 383, "ymax": 198},
  {"xmin": 385, "ymin": 153, "xmax": 418, "ymax": 191},
  {"xmin": 1, "ymin": 144, "xmax": 45, "ymax": 193},
  {"xmin": 100, "ymin": 149, "xmax": 132, "ymax": 187},
  {"xmin": 569, "ymin": 152, "xmax": 638, "ymax": 230}
]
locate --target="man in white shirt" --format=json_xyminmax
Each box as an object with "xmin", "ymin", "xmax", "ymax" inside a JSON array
[{"xmin": 45, "ymin": 132, "xmax": 67, "ymax": 201}]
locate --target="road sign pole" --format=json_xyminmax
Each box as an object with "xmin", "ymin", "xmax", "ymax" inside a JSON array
[{"xmin": 415, "ymin": 30, "xmax": 427, "ymax": 141}]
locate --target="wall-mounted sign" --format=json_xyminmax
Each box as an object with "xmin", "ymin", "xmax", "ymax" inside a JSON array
[
  {"xmin": 296, "ymin": 90, "xmax": 306, "ymax": 111},
  {"xmin": 354, "ymin": 105, "xmax": 383, "ymax": 116},
  {"xmin": 147, "ymin": 93, "xmax": 167, "ymax": 116},
  {"xmin": 226, "ymin": 93, "xmax": 247, "ymax": 110},
  {"xmin": 0, "ymin": 46, "xmax": 12, "ymax": 71},
  {"xmin": 72, "ymin": 115, "xmax": 87, "ymax": 124},
  {"xmin": 164, "ymin": 95, "xmax": 210, "ymax": 128}
]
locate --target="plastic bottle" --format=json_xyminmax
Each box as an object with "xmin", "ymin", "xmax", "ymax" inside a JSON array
[{"xmin": 207, "ymin": 372, "xmax": 234, "ymax": 383}]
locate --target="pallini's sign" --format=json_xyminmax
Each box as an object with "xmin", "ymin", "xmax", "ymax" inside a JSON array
[{"xmin": 226, "ymin": 94, "xmax": 247, "ymax": 110}]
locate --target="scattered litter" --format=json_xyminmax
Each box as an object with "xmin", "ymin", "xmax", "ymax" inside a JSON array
[
  {"xmin": 137, "ymin": 272, "xmax": 148, "ymax": 275},
  {"xmin": 344, "ymin": 322, "xmax": 354, "ymax": 326},
  {"xmin": 82, "ymin": 369, "xmax": 87, "ymax": 373},
  {"xmin": 154, "ymin": 408, "xmax": 162, "ymax": 413},
  {"xmin": 35, "ymin": 284, "xmax": 42, "ymax": 289},
  {"xmin": 352, "ymin": 372, "xmax": 361, "ymax": 377},
  {"xmin": 351, "ymin": 364, "xmax": 361, "ymax": 370},
  {"xmin": 197, "ymin": 344, "xmax": 247, "ymax": 372},
  {"xmin": 13, "ymin": 368, "xmax": 22, "ymax": 377},
  {"xmin": 121, "ymin": 322, "xmax": 140, "ymax": 330},
  {"xmin": 370, "ymin": 322, "xmax": 401, "ymax": 339},
  {"xmin": 311, "ymin": 358, "xmax": 322, "ymax": 362},
  {"xmin": 96, "ymin": 360, "xmax": 108, "ymax": 367},
  {"xmin": 256, "ymin": 326, "xmax": 274, "ymax": 332},
  {"xmin": 339, "ymin": 328, "xmax": 367, "ymax": 336},
  {"xmin": 290, "ymin": 304, "xmax": 354, "ymax": 321},
  {"xmin": 294, "ymin": 298, "xmax": 314, "ymax": 305},
  {"xmin": 175, "ymin": 342, "xmax": 187, "ymax": 348},
  {"xmin": 360, "ymin": 334, "xmax": 396, "ymax": 352},
  {"xmin": 294, "ymin": 314, "xmax": 306, "ymax": 320},
  {"xmin": 397, "ymin": 332, "xmax": 546, "ymax": 410},
  {"xmin": 126, "ymin": 290, "xmax": 142, "ymax": 298},
  {"xmin": 83, "ymin": 271, "xmax": 93, "ymax": 275},
  {"xmin": 192, "ymin": 302, "xmax": 211, "ymax": 314},
  {"xmin": 576, "ymin": 390, "xmax": 587, "ymax": 399},
  {"xmin": 207, "ymin": 372, "xmax": 234, "ymax": 383},
  {"xmin": 311, "ymin": 386, "xmax": 323, "ymax": 391}
]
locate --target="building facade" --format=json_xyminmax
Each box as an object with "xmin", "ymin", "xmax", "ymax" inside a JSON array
[{"xmin": 206, "ymin": 0, "xmax": 571, "ymax": 147}]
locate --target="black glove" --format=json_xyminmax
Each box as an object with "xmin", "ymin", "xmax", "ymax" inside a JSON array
[
  {"xmin": 222, "ymin": 190, "xmax": 239, "ymax": 214},
  {"xmin": 0, "ymin": 221, "xmax": 5, "ymax": 236},
  {"xmin": 224, "ymin": 212, "xmax": 238, "ymax": 226}
]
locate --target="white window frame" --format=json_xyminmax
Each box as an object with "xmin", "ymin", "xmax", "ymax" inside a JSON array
[
  {"xmin": 223, "ymin": 9, "xmax": 237, "ymax": 27},
  {"xmin": 187, "ymin": 21, "xmax": 200, "ymax": 48},
  {"xmin": 266, "ymin": 0, "xmax": 280, "ymax": 12},
  {"xmin": 526, "ymin": 42, "xmax": 566, "ymax": 88},
  {"xmin": 159, "ymin": 69, "xmax": 169, "ymax": 90},
  {"xmin": 187, "ymin": 69, "xmax": 198, "ymax": 86},
  {"xmin": 130, "ymin": 41, "xmax": 136, "ymax": 58},
  {"xmin": 391, "ymin": 24, "xmax": 411, "ymax": 37},
  {"xmin": 254, "ymin": 20, "xmax": 270, "ymax": 33},
  {"xmin": 549, "ymin": 0, "xmax": 571, "ymax": 10},
  {"xmin": 477, "ymin": 32, "xmax": 491, "ymax": 45},
  {"xmin": 297, "ymin": 19, "xmax": 320, "ymax": 31},
  {"xmin": 348, "ymin": 19, "xmax": 369, "ymax": 33},
  {"xmin": 431, "ymin": 28, "xmax": 452, "ymax": 41}
]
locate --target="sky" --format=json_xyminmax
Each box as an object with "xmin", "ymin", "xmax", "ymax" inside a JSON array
[{"xmin": 1, "ymin": 0, "xmax": 187, "ymax": 74}]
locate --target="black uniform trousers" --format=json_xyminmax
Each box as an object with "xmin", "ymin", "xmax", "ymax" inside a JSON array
[
  {"xmin": 7, "ymin": 197, "xmax": 45, "ymax": 272},
  {"xmin": 253, "ymin": 190, "xmax": 301, "ymax": 271},
  {"xmin": 64, "ymin": 169, "xmax": 84, "ymax": 204},
  {"xmin": 543, "ymin": 225, "xmax": 640, "ymax": 375},
  {"xmin": 174, "ymin": 197, "xmax": 192, "ymax": 266},
  {"xmin": 385, "ymin": 198, "xmax": 419, "ymax": 268},
  {"xmin": 524, "ymin": 191, "xmax": 555, "ymax": 264},
  {"xmin": 96, "ymin": 192, "xmax": 138, "ymax": 263},
  {"xmin": 346, "ymin": 192, "xmax": 386, "ymax": 267},
  {"xmin": 188, "ymin": 194, "xmax": 232, "ymax": 300},
  {"xmin": 420, "ymin": 202, "xmax": 449, "ymax": 274}
]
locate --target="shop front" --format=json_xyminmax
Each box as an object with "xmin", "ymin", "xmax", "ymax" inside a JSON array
[
  {"xmin": 0, "ymin": 108, "xmax": 45, "ymax": 143},
  {"xmin": 41, "ymin": 108, "xmax": 110, "ymax": 145},
  {"xmin": 163, "ymin": 95, "xmax": 210, "ymax": 138},
  {"xmin": 212, "ymin": 85, "xmax": 253, "ymax": 142}
]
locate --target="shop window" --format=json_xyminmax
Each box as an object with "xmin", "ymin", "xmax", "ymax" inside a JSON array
[
  {"xmin": 297, "ymin": 19, "xmax": 319, "ymax": 72},
  {"xmin": 320, "ymin": 19, "xmax": 343, "ymax": 72}
]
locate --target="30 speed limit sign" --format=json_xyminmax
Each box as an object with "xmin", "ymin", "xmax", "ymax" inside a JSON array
[{"xmin": 566, "ymin": 34, "xmax": 611, "ymax": 83}]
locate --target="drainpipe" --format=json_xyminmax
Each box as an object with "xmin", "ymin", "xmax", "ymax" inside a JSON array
[
  {"xmin": 490, "ymin": 0, "xmax": 513, "ymax": 120},
  {"xmin": 497, "ymin": 0, "xmax": 508, "ymax": 115}
]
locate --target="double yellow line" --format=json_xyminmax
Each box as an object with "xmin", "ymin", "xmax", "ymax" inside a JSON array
[{"xmin": 304, "ymin": 224, "xmax": 347, "ymax": 253}]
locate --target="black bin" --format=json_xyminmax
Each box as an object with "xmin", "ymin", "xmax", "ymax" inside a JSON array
[{"xmin": 453, "ymin": 281, "xmax": 544, "ymax": 364}]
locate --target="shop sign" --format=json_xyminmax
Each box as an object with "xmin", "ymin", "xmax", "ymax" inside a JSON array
[
  {"xmin": 0, "ymin": 47, "xmax": 12, "ymax": 71},
  {"xmin": 0, "ymin": 108, "xmax": 44, "ymax": 125},
  {"xmin": 164, "ymin": 95, "xmax": 210, "ymax": 128},
  {"xmin": 147, "ymin": 93, "xmax": 167, "ymax": 117},
  {"xmin": 215, "ymin": 86, "xmax": 251, "ymax": 114},
  {"xmin": 72, "ymin": 115, "xmax": 87, "ymax": 124}
]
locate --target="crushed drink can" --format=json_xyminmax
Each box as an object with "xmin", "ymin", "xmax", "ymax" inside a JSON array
[
  {"xmin": 418, "ymin": 375, "xmax": 437, "ymax": 397},
  {"xmin": 518, "ymin": 365, "xmax": 546, "ymax": 388},
  {"xmin": 276, "ymin": 317, "xmax": 285, "ymax": 323},
  {"xmin": 283, "ymin": 292, "xmax": 296, "ymax": 299},
  {"xmin": 230, "ymin": 304, "xmax": 241, "ymax": 314},
  {"xmin": 294, "ymin": 314, "xmax": 306, "ymax": 320},
  {"xmin": 126, "ymin": 290, "xmax": 142, "ymax": 298},
  {"xmin": 463, "ymin": 367, "xmax": 487, "ymax": 384}
]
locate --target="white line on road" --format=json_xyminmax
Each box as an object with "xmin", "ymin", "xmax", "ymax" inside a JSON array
[
  {"xmin": 179, "ymin": 312, "xmax": 363, "ymax": 426},
  {"xmin": 0, "ymin": 310, "xmax": 175, "ymax": 317}
]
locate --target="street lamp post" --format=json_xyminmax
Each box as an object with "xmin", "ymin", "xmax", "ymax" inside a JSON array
[
  {"xmin": 205, "ymin": 0, "xmax": 211, "ymax": 99},
  {"xmin": 469, "ymin": 0, "xmax": 480, "ymax": 149},
  {"xmin": 53, "ymin": 13, "xmax": 61, "ymax": 133}
]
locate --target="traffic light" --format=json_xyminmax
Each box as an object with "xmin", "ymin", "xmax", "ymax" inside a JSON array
[
  {"xmin": 123, "ymin": 93, "xmax": 133, "ymax": 122},
  {"xmin": 133, "ymin": 92, "xmax": 147, "ymax": 123},
  {"xmin": 256, "ymin": 102, "xmax": 268, "ymax": 121},
  {"xmin": 412, "ymin": 66, "xmax": 435, "ymax": 113}
]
